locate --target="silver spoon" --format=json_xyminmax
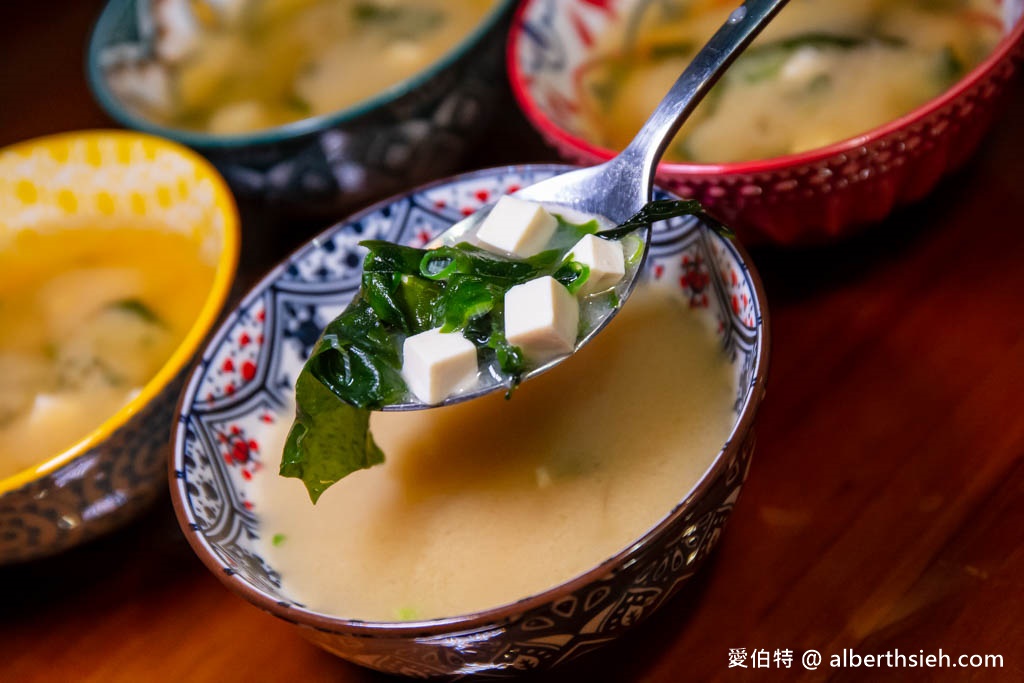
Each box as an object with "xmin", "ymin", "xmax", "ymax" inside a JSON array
[{"xmin": 386, "ymin": 0, "xmax": 789, "ymax": 410}]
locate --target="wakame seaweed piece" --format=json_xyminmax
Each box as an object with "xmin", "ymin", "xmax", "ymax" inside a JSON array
[
  {"xmin": 462, "ymin": 305, "xmax": 526, "ymax": 382},
  {"xmin": 420, "ymin": 243, "xmax": 562, "ymax": 282},
  {"xmin": 587, "ymin": 56, "xmax": 632, "ymax": 111},
  {"xmin": 491, "ymin": 333, "xmax": 525, "ymax": 384},
  {"xmin": 363, "ymin": 267, "xmax": 450, "ymax": 334},
  {"xmin": 437, "ymin": 275, "xmax": 505, "ymax": 333},
  {"xmin": 361, "ymin": 238, "xmax": 556, "ymax": 283},
  {"xmin": 730, "ymin": 33, "xmax": 904, "ymax": 84},
  {"xmin": 305, "ymin": 297, "xmax": 406, "ymax": 409},
  {"xmin": 362, "ymin": 270, "xmax": 409, "ymax": 332},
  {"xmin": 597, "ymin": 199, "xmax": 733, "ymax": 240},
  {"xmin": 767, "ymin": 33, "xmax": 873, "ymax": 52},
  {"xmin": 554, "ymin": 214, "xmax": 601, "ymax": 242},
  {"xmin": 106, "ymin": 298, "xmax": 163, "ymax": 325},
  {"xmin": 284, "ymin": 93, "xmax": 312, "ymax": 116},
  {"xmin": 281, "ymin": 370, "xmax": 384, "ymax": 503},
  {"xmin": 397, "ymin": 275, "xmax": 445, "ymax": 331},
  {"xmin": 360, "ymin": 240, "xmax": 427, "ymax": 275},
  {"xmin": 935, "ymin": 45, "xmax": 966, "ymax": 85},
  {"xmin": 351, "ymin": 2, "xmax": 444, "ymax": 38}
]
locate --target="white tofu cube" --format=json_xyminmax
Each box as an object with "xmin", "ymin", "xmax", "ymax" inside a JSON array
[
  {"xmin": 780, "ymin": 46, "xmax": 829, "ymax": 87},
  {"xmin": 476, "ymin": 196, "xmax": 558, "ymax": 258},
  {"xmin": 402, "ymin": 328, "xmax": 479, "ymax": 405},
  {"xmin": 504, "ymin": 276, "xmax": 579, "ymax": 363},
  {"xmin": 567, "ymin": 234, "xmax": 625, "ymax": 296}
]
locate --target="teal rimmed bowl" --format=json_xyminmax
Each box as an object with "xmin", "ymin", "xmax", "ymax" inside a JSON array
[{"xmin": 87, "ymin": 0, "xmax": 517, "ymax": 218}]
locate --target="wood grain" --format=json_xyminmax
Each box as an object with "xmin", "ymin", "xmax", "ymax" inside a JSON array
[{"xmin": 1, "ymin": 3, "xmax": 1022, "ymax": 681}]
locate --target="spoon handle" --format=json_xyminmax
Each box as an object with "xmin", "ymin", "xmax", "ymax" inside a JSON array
[{"xmin": 618, "ymin": 0, "xmax": 791, "ymax": 196}]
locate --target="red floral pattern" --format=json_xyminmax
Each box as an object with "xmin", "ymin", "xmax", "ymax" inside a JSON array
[{"xmin": 199, "ymin": 300, "xmax": 268, "ymax": 404}]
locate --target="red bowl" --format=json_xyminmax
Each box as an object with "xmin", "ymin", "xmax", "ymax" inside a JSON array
[{"xmin": 509, "ymin": 0, "xmax": 1024, "ymax": 244}]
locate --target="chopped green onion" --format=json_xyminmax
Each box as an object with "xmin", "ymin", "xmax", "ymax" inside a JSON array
[
  {"xmin": 621, "ymin": 234, "xmax": 644, "ymax": 268},
  {"xmin": 553, "ymin": 258, "xmax": 591, "ymax": 295}
]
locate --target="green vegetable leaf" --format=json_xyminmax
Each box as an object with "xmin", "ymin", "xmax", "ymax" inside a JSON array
[
  {"xmin": 281, "ymin": 370, "xmax": 384, "ymax": 503},
  {"xmin": 284, "ymin": 94, "xmax": 311, "ymax": 116},
  {"xmin": 107, "ymin": 298, "xmax": 163, "ymax": 325},
  {"xmin": 362, "ymin": 270, "xmax": 408, "ymax": 332},
  {"xmin": 554, "ymin": 214, "xmax": 600, "ymax": 242},
  {"xmin": 397, "ymin": 275, "xmax": 444, "ymax": 330},
  {"xmin": 935, "ymin": 45, "xmax": 965, "ymax": 86},
  {"xmin": 351, "ymin": 2, "xmax": 444, "ymax": 39},
  {"xmin": 306, "ymin": 297, "xmax": 404, "ymax": 408},
  {"xmin": 598, "ymin": 199, "xmax": 733, "ymax": 240},
  {"xmin": 438, "ymin": 275, "xmax": 503, "ymax": 332},
  {"xmin": 729, "ymin": 33, "xmax": 906, "ymax": 85},
  {"xmin": 361, "ymin": 240, "xmax": 426, "ymax": 274}
]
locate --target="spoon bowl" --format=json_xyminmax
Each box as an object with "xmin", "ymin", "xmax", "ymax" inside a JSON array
[
  {"xmin": 382, "ymin": 198, "xmax": 648, "ymax": 411},
  {"xmin": 388, "ymin": 0, "xmax": 789, "ymax": 410}
]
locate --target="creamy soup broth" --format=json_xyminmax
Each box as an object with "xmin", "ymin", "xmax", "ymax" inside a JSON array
[
  {"xmin": 254, "ymin": 282, "xmax": 738, "ymax": 621},
  {"xmin": 130, "ymin": 0, "xmax": 497, "ymax": 134},
  {"xmin": 579, "ymin": 0, "xmax": 1003, "ymax": 163},
  {"xmin": 0, "ymin": 224, "xmax": 214, "ymax": 479}
]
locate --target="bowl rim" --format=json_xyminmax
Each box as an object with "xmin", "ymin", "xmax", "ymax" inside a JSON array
[
  {"xmin": 0, "ymin": 129, "xmax": 240, "ymax": 497},
  {"xmin": 507, "ymin": 0, "xmax": 1024, "ymax": 175},
  {"xmin": 169, "ymin": 162, "xmax": 771, "ymax": 637},
  {"xmin": 86, "ymin": 0, "xmax": 517, "ymax": 151}
]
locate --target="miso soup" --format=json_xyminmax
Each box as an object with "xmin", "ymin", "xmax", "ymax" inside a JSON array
[
  {"xmin": 0, "ymin": 224, "xmax": 215, "ymax": 479},
  {"xmin": 254, "ymin": 283, "xmax": 738, "ymax": 621},
  {"xmin": 110, "ymin": 0, "xmax": 498, "ymax": 135},
  {"xmin": 578, "ymin": 0, "xmax": 1003, "ymax": 163}
]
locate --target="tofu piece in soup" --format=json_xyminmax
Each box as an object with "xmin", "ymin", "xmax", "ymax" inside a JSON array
[
  {"xmin": 402, "ymin": 328, "xmax": 479, "ymax": 405},
  {"xmin": 476, "ymin": 196, "xmax": 558, "ymax": 258},
  {"xmin": 567, "ymin": 234, "xmax": 625, "ymax": 297},
  {"xmin": 504, "ymin": 276, "xmax": 579, "ymax": 363}
]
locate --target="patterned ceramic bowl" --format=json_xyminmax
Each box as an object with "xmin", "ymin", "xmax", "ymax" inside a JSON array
[
  {"xmin": 169, "ymin": 164, "xmax": 769, "ymax": 677},
  {"xmin": 509, "ymin": 0, "xmax": 1024, "ymax": 244},
  {"xmin": 0, "ymin": 130, "xmax": 239, "ymax": 565},
  {"xmin": 87, "ymin": 0, "xmax": 517, "ymax": 219}
]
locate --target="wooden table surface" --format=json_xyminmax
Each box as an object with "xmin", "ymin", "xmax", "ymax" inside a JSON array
[{"xmin": 2, "ymin": 3, "xmax": 1022, "ymax": 681}]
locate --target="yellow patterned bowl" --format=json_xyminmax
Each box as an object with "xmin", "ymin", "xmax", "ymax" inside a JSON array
[{"xmin": 0, "ymin": 130, "xmax": 239, "ymax": 564}]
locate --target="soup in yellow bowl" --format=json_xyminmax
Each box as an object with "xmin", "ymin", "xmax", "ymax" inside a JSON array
[
  {"xmin": 0, "ymin": 130, "xmax": 238, "ymax": 563},
  {"xmin": 0, "ymin": 222, "xmax": 216, "ymax": 480}
]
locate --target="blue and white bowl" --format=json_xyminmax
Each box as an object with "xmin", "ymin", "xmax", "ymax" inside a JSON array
[
  {"xmin": 87, "ymin": 0, "xmax": 517, "ymax": 218},
  {"xmin": 169, "ymin": 164, "xmax": 770, "ymax": 678}
]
